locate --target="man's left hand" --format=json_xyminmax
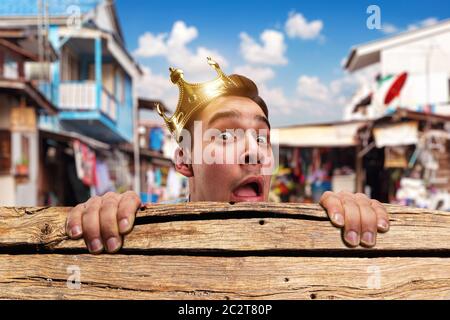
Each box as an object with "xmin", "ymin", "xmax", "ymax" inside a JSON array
[{"xmin": 319, "ymin": 191, "xmax": 390, "ymax": 248}]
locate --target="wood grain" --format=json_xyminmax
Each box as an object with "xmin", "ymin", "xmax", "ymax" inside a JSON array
[
  {"xmin": 2, "ymin": 203, "xmax": 450, "ymax": 299},
  {"xmin": 1, "ymin": 254, "xmax": 450, "ymax": 300},
  {"xmin": 1, "ymin": 203, "xmax": 449, "ymax": 252}
]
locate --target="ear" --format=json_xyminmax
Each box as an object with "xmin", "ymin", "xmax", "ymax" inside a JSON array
[{"xmin": 174, "ymin": 147, "xmax": 194, "ymax": 177}]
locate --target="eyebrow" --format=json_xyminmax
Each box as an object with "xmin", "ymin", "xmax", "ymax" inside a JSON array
[{"xmin": 207, "ymin": 110, "xmax": 271, "ymax": 130}]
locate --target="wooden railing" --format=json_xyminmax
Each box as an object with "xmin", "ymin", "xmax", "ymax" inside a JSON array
[
  {"xmin": 59, "ymin": 81, "xmax": 96, "ymax": 110},
  {"xmin": 1, "ymin": 202, "xmax": 450, "ymax": 299},
  {"xmin": 101, "ymin": 87, "xmax": 117, "ymax": 121}
]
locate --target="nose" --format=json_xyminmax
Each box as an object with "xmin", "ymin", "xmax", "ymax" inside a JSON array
[{"xmin": 238, "ymin": 131, "xmax": 265, "ymax": 166}]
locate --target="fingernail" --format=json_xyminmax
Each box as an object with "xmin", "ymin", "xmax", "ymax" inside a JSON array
[
  {"xmin": 106, "ymin": 237, "xmax": 120, "ymax": 252},
  {"xmin": 88, "ymin": 238, "xmax": 103, "ymax": 253},
  {"xmin": 378, "ymin": 220, "xmax": 389, "ymax": 231},
  {"xmin": 333, "ymin": 213, "xmax": 344, "ymax": 226},
  {"xmin": 345, "ymin": 231, "xmax": 359, "ymax": 246},
  {"xmin": 119, "ymin": 218, "xmax": 129, "ymax": 232},
  {"xmin": 70, "ymin": 226, "xmax": 82, "ymax": 238},
  {"xmin": 362, "ymin": 232, "xmax": 374, "ymax": 245}
]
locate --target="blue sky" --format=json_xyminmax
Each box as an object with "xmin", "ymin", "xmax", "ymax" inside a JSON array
[{"xmin": 116, "ymin": 0, "xmax": 450, "ymax": 126}]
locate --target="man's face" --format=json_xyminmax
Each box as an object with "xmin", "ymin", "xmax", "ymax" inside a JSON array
[{"xmin": 180, "ymin": 95, "xmax": 274, "ymax": 202}]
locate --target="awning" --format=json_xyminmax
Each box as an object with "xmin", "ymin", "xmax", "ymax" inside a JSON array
[
  {"xmin": 274, "ymin": 121, "xmax": 367, "ymax": 147},
  {"xmin": 373, "ymin": 121, "xmax": 419, "ymax": 148},
  {"xmin": 39, "ymin": 129, "xmax": 110, "ymax": 151}
]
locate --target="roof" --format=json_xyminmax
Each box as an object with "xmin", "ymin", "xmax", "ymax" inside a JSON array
[
  {"xmin": 0, "ymin": 38, "xmax": 38, "ymax": 61},
  {"xmin": 0, "ymin": 78, "xmax": 57, "ymax": 114},
  {"xmin": 0, "ymin": 0, "xmax": 101, "ymax": 17},
  {"xmin": 0, "ymin": 0, "xmax": 141, "ymax": 75},
  {"xmin": 372, "ymin": 108, "xmax": 450, "ymax": 127},
  {"xmin": 344, "ymin": 18, "xmax": 450, "ymax": 72},
  {"xmin": 0, "ymin": 29, "xmax": 58, "ymax": 61},
  {"xmin": 138, "ymin": 98, "xmax": 170, "ymax": 113},
  {"xmin": 40, "ymin": 128, "xmax": 110, "ymax": 150},
  {"xmin": 118, "ymin": 143, "xmax": 173, "ymax": 167}
]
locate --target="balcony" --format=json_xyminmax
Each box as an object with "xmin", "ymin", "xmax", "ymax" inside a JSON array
[
  {"xmin": 57, "ymin": 81, "xmax": 124, "ymax": 142},
  {"xmin": 59, "ymin": 81, "xmax": 117, "ymax": 121}
]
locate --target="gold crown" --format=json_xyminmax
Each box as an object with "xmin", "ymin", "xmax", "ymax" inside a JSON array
[{"xmin": 157, "ymin": 57, "xmax": 245, "ymax": 142}]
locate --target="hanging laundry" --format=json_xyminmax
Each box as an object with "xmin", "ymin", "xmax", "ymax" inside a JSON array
[
  {"xmin": 146, "ymin": 167, "xmax": 155, "ymax": 194},
  {"xmin": 73, "ymin": 140, "xmax": 96, "ymax": 186},
  {"xmin": 149, "ymin": 127, "xmax": 164, "ymax": 152},
  {"xmin": 154, "ymin": 168, "xmax": 162, "ymax": 187},
  {"xmin": 166, "ymin": 167, "xmax": 183, "ymax": 199},
  {"xmin": 95, "ymin": 160, "xmax": 114, "ymax": 195}
]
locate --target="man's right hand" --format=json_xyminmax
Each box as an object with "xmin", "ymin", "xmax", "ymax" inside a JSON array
[{"xmin": 65, "ymin": 191, "xmax": 141, "ymax": 254}]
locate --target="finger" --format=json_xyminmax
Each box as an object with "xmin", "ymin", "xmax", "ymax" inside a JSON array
[
  {"xmin": 319, "ymin": 191, "xmax": 345, "ymax": 227},
  {"xmin": 117, "ymin": 191, "xmax": 141, "ymax": 234},
  {"xmin": 99, "ymin": 192, "xmax": 122, "ymax": 253},
  {"xmin": 82, "ymin": 196, "xmax": 104, "ymax": 254},
  {"xmin": 371, "ymin": 199, "xmax": 390, "ymax": 232},
  {"xmin": 342, "ymin": 197, "xmax": 361, "ymax": 247},
  {"xmin": 356, "ymin": 197, "xmax": 378, "ymax": 247},
  {"xmin": 66, "ymin": 203, "xmax": 84, "ymax": 239}
]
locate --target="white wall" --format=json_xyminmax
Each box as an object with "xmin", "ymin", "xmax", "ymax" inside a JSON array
[
  {"xmin": 0, "ymin": 94, "xmax": 39, "ymax": 206},
  {"xmin": 0, "ymin": 176, "xmax": 15, "ymax": 205},
  {"xmin": 381, "ymin": 31, "xmax": 450, "ymax": 106},
  {"xmin": 12, "ymin": 131, "xmax": 38, "ymax": 206}
]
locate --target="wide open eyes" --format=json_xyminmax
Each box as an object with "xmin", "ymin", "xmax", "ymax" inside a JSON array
[
  {"xmin": 256, "ymin": 135, "xmax": 268, "ymax": 145},
  {"xmin": 218, "ymin": 131, "xmax": 234, "ymax": 142},
  {"xmin": 216, "ymin": 131, "xmax": 270, "ymax": 145}
]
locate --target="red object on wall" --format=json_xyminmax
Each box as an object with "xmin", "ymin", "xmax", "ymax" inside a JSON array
[{"xmin": 384, "ymin": 72, "xmax": 408, "ymax": 105}]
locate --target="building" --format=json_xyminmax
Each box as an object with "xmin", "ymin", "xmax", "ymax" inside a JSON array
[
  {"xmin": 133, "ymin": 99, "xmax": 186, "ymax": 203},
  {"xmin": 0, "ymin": 0, "xmax": 166, "ymax": 206},
  {"xmin": 0, "ymin": 0, "xmax": 142, "ymax": 143},
  {"xmin": 342, "ymin": 19, "xmax": 450, "ymax": 210},
  {"xmin": 0, "ymin": 32, "xmax": 57, "ymax": 205},
  {"xmin": 344, "ymin": 18, "xmax": 450, "ymax": 120}
]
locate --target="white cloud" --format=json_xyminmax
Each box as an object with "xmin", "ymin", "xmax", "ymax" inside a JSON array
[
  {"xmin": 407, "ymin": 17, "xmax": 439, "ymax": 31},
  {"xmin": 259, "ymin": 83, "xmax": 292, "ymax": 116},
  {"xmin": 285, "ymin": 12, "xmax": 323, "ymax": 40},
  {"xmin": 381, "ymin": 17, "xmax": 440, "ymax": 35},
  {"xmin": 133, "ymin": 32, "xmax": 168, "ymax": 57},
  {"xmin": 233, "ymin": 65, "xmax": 275, "ymax": 84},
  {"xmin": 381, "ymin": 23, "xmax": 399, "ymax": 34},
  {"xmin": 137, "ymin": 66, "xmax": 178, "ymax": 112},
  {"xmin": 239, "ymin": 30, "xmax": 288, "ymax": 65},
  {"xmin": 134, "ymin": 21, "xmax": 228, "ymax": 80},
  {"xmin": 297, "ymin": 75, "xmax": 329, "ymax": 102}
]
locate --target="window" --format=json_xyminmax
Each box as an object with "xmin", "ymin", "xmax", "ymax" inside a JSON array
[
  {"xmin": 61, "ymin": 46, "xmax": 79, "ymax": 81},
  {"xmin": 115, "ymin": 68, "xmax": 125, "ymax": 105},
  {"xmin": 3, "ymin": 54, "xmax": 18, "ymax": 79},
  {"xmin": 0, "ymin": 130, "xmax": 11, "ymax": 174}
]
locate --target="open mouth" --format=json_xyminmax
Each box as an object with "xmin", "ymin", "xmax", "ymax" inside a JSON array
[{"xmin": 232, "ymin": 177, "xmax": 264, "ymax": 199}]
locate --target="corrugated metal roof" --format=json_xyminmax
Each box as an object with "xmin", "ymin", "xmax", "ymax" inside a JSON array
[{"xmin": 0, "ymin": 0, "xmax": 101, "ymax": 16}]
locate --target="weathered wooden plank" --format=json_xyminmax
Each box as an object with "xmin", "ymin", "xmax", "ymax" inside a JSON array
[
  {"xmin": 1, "ymin": 255, "xmax": 450, "ymax": 299},
  {"xmin": 1, "ymin": 203, "xmax": 450, "ymax": 252}
]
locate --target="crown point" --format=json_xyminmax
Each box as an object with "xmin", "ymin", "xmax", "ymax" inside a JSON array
[
  {"xmin": 170, "ymin": 68, "xmax": 184, "ymax": 84},
  {"xmin": 207, "ymin": 57, "xmax": 219, "ymax": 67},
  {"xmin": 156, "ymin": 103, "xmax": 164, "ymax": 116}
]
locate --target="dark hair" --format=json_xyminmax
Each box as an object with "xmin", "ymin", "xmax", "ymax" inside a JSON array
[{"xmin": 226, "ymin": 74, "xmax": 268, "ymax": 118}]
